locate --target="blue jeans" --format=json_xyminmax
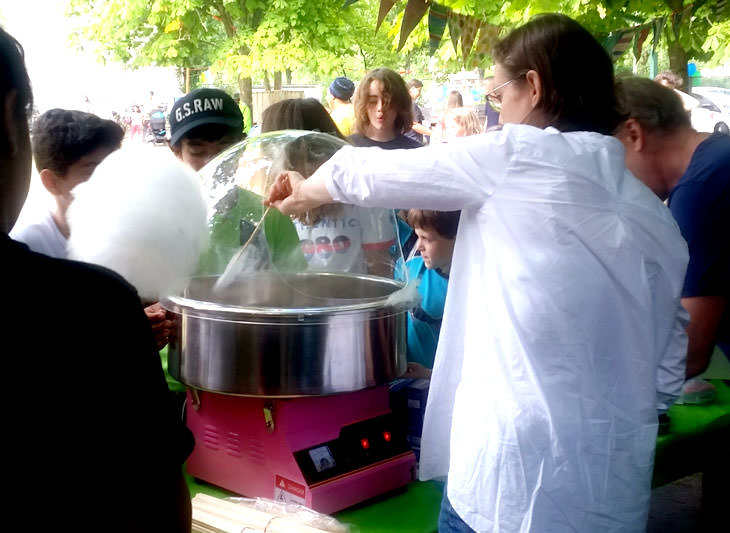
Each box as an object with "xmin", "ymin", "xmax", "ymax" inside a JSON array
[{"xmin": 438, "ymin": 488, "xmax": 475, "ymax": 533}]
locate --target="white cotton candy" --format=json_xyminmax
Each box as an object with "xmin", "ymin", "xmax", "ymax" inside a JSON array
[
  {"xmin": 67, "ymin": 145, "xmax": 208, "ymax": 300},
  {"xmin": 385, "ymin": 278, "xmax": 421, "ymax": 308}
]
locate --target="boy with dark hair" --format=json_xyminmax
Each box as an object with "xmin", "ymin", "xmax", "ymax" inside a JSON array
[
  {"xmin": 11, "ymin": 109, "xmax": 174, "ymax": 349},
  {"xmin": 10, "ymin": 108, "xmax": 123, "ymax": 257},
  {"xmin": 169, "ymin": 87, "xmax": 245, "ymax": 171},
  {"xmin": 350, "ymin": 68, "xmax": 421, "ymax": 149},
  {"xmin": 400, "ymin": 209, "xmax": 460, "ymax": 377}
]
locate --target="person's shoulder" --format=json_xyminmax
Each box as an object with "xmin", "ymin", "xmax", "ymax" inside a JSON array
[
  {"xmin": 9, "ymin": 212, "xmax": 67, "ymax": 258},
  {"xmin": 331, "ymin": 105, "xmax": 353, "ymax": 119},
  {"xmin": 63, "ymin": 257, "xmax": 138, "ymax": 299},
  {"xmin": 694, "ymin": 132, "xmax": 730, "ymax": 163},
  {"xmin": 22, "ymin": 241, "xmax": 136, "ymax": 296},
  {"xmin": 9, "ymin": 217, "xmax": 48, "ymax": 243},
  {"xmin": 678, "ymin": 132, "xmax": 730, "ymax": 189},
  {"xmin": 347, "ymin": 132, "xmax": 371, "ymax": 147},
  {"xmin": 393, "ymin": 135, "xmax": 423, "ymax": 149},
  {"xmin": 525, "ymin": 127, "xmax": 626, "ymax": 164},
  {"xmin": 3, "ymin": 236, "xmax": 136, "ymax": 299}
]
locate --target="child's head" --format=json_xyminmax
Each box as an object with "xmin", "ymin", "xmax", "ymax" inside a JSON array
[
  {"xmin": 327, "ymin": 77, "xmax": 355, "ymax": 105},
  {"xmin": 32, "ymin": 108, "xmax": 124, "ymax": 209},
  {"xmin": 446, "ymin": 90, "xmax": 463, "ymax": 109},
  {"xmin": 169, "ymin": 88, "xmax": 244, "ymax": 171},
  {"xmin": 405, "ymin": 209, "xmax": 460, "ymax": 272},
  {"xmin": 354, "ymin": 68, "xmax": 413, "ymax": 137},
  {"xmin": 261, "ymin": 98, "xmax": 344, "ymax": 139},
  {"xmin": 407, "ymin": 78, "xmax": 424, "ymax": 101},
  {"xmin": 444, "ymin": 107, "xmax": 482, "ymax": 141}
]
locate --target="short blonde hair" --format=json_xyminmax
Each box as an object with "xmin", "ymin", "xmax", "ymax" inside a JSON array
[{"xmin": 446, "ymin": 107, "xmax": 482, "ymax": 137}]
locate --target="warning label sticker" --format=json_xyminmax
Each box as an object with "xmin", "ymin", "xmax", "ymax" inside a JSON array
[{"xmin": 273, "ymin": 475, "xmax": 306, "ymax": 505}]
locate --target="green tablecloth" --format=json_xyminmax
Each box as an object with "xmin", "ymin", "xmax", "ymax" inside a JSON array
[
  {"xmin": 186, "ymin": 380, "xmax": 730, "ymax": 533},
  {"xmin": 186, "ymin": 473, "xmax": 443, "ymax": 533},
  {"xmin": 653, "ymin": 379, "xmax": 730, "ymax": 487},
  {"xmin": 159, "ymin": 346, "xmax": 186, "ymax": 394}
]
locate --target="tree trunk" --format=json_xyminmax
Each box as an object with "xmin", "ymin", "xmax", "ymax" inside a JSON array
[
  {"xmin": 274, "ymin": 71, "xmax": 282, "ymax": 90},
  {"xmin": 263, "ymin": 72, "xmax": 271, "ymax": 92},
  {"xmin": 667, "ymin": 40, "xmax": 689, "ymax": 91},
  {"xmin": 286, "ymin": 69, "xmax": 292, "ymax": 85}
]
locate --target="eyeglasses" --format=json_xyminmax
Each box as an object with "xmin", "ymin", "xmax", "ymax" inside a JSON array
[{"xmin": 485, "ymin": 74, "xmax": 525, "ymax": 113}]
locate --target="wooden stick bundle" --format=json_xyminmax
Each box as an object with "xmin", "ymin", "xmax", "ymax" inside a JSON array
[{"xmin": 192, "ymin": 493, "xmax": 348, "ymax": 533}]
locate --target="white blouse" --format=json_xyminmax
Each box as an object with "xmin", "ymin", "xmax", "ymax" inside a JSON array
[{"xmin": 315, "ymin": 124, "xmax": 689, "ymax": 532}]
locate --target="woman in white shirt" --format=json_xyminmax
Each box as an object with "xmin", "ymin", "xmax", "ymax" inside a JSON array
[{"xmin": 266, "ymin": 14, "xmax": 688, "ymax": 533}]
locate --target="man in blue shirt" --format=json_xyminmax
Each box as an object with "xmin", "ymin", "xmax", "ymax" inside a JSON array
[{"xmin": 616, "ymin": 77, "xmax": 729, "ymax": 401}]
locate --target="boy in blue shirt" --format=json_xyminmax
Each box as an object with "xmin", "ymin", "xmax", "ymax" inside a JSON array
[
  {"xmin": 391, "ymin": 209, "xmax": 459, "ymax": 460},
  {"xmin": 399, "ymin": 209, "xmax": 460, "ymax": 378}
]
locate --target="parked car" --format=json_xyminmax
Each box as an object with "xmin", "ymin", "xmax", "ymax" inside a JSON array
[{"xmin": 690, "ymin": 86, "xmax": 730, "ymax": 133}]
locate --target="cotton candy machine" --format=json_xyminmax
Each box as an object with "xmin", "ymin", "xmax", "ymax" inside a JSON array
[{"xmin": 162, "ymin": 131, "xmax": 416, "ymax": 513}]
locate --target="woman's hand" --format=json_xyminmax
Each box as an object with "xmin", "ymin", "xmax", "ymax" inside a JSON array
[
  {"xmin": 264, "ymin": 171, "xmax": 307, "ymax": 215},
  {"xmin": 264, "ymin": 170, "xmax": 334, "ymax": 216}
]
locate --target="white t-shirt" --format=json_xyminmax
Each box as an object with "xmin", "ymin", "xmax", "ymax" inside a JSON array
[
  {"xmin": 317, "ymin": 125, "xmax": 689, "ymax": 532},
  {"xmin": 10, "ymin": 210, "xmax": 67, "ymax": 258},
  {"xmin": 292, "ymin": 205, "xmax": 395, "ymax": 274}
]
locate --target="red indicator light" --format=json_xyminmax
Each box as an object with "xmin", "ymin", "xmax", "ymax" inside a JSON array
[
  {"xmin": 382, "ymin": 431, "xmax": 392, "ymax": 442},
  {"xmin": 360, "ymin": 438, "xmax": 370, "ymax": 449}
]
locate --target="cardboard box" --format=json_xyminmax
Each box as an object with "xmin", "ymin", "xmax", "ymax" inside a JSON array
[{"xmin": 389, "ymin": 378, "xmax": 430, "ymax": 460}]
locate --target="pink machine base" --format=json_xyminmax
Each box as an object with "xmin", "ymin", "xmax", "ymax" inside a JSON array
[{"xmin": 185, "ymin": 385, "xmax": 417, "ymax": 514}]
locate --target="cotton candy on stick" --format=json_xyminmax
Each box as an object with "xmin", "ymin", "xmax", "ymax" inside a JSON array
[{"xmin": 67, "ymin": 145, "xmax": 208, "ymax": 300}]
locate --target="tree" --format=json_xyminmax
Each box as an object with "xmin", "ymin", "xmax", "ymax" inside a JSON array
[
  {"xmin": 68, "ymin": 0, "xmax": 402, "ymax": 114},
  {"xmin": 371, "ymin": 0, "xmax": 730, "ymax": 85}
]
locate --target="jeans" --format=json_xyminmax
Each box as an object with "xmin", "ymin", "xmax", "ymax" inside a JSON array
[{"xmin": 438, "ymin": 487, "xmax": 475, "ymax": 533}]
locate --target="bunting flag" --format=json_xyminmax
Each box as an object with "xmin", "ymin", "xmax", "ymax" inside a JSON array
[
  {"xmin": 671, "ymin": 6, "xmax": 692, "ymax": 40},
  {"xmin": 633, "ymin": 26, "xmax": 650, "ymax": 59},
  {"xmin": 459, "ymin": 16, "xmax": 483, "ymax": 63},
  {"xmin": 716, "ymin": 0, "xmax": 730, "ymax": 19},
  {"xmin": 473, "ymin": 24, "xmax": 501, "ymax": 64},
  {"xmin": 447, "ymin": 12, "xmax": 462, "ymax": 53},
  {"xmin": 364, "ymin": 0, "xmax": 690, "ymax": 68},
  {"xmin": 428, "ymin": 3, "xmax": 450, "ymax": 56},
  {"xmin": 651, "ymin": 16, "xmax": 666, "ymax": 55},
  {"xmin": 398, "ymin": 0, "xmax": 429, "ymax": 51},
  {"xmin": 376, "ymin": 0, "xmax": 397, "ymax": 32},
  {"xmin": 603, "ymin": 30, "xmax": 634, "ymax": 60}
]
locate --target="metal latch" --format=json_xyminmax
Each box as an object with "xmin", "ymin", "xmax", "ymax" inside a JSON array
[{"xmin": 263, "ymin": 401, "xmax": 275, "ymax": 434}]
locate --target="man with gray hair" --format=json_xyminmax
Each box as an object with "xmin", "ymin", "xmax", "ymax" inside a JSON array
[{"xmin": 615, "ymin": 76, "xmax": 729, "ymax": 403}]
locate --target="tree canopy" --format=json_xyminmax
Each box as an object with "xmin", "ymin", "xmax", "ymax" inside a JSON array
[
  {"xmin": 68, "ymin": 0, "xmax": 730, "ymax": 102},
  {"xmin": 68, "ymin": 0, "xmax": 402, "ymax": 103},
  {"xmin": 375, "ymin": 0, "xmax": 730, "ymax": 83}
]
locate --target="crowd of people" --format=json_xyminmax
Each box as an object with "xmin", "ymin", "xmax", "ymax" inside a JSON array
[{"xmin": 2, "ymin": 10, "xmax": 728, "ymax": 532}]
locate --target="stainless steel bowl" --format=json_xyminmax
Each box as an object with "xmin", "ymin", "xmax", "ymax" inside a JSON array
[{"xmin": 161, "ymin": 272, "xmax": 409, "ymax": 397}]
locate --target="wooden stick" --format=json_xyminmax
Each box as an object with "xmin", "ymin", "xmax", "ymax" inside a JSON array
[{"xmin": 214, "ymin": 206, "xmax": 272, "ymax": 291}]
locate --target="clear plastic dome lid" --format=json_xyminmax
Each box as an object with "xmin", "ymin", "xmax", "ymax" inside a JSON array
[{"xmin": 194, "ymin": 130, "xmax": 410, "ymax": 302}]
